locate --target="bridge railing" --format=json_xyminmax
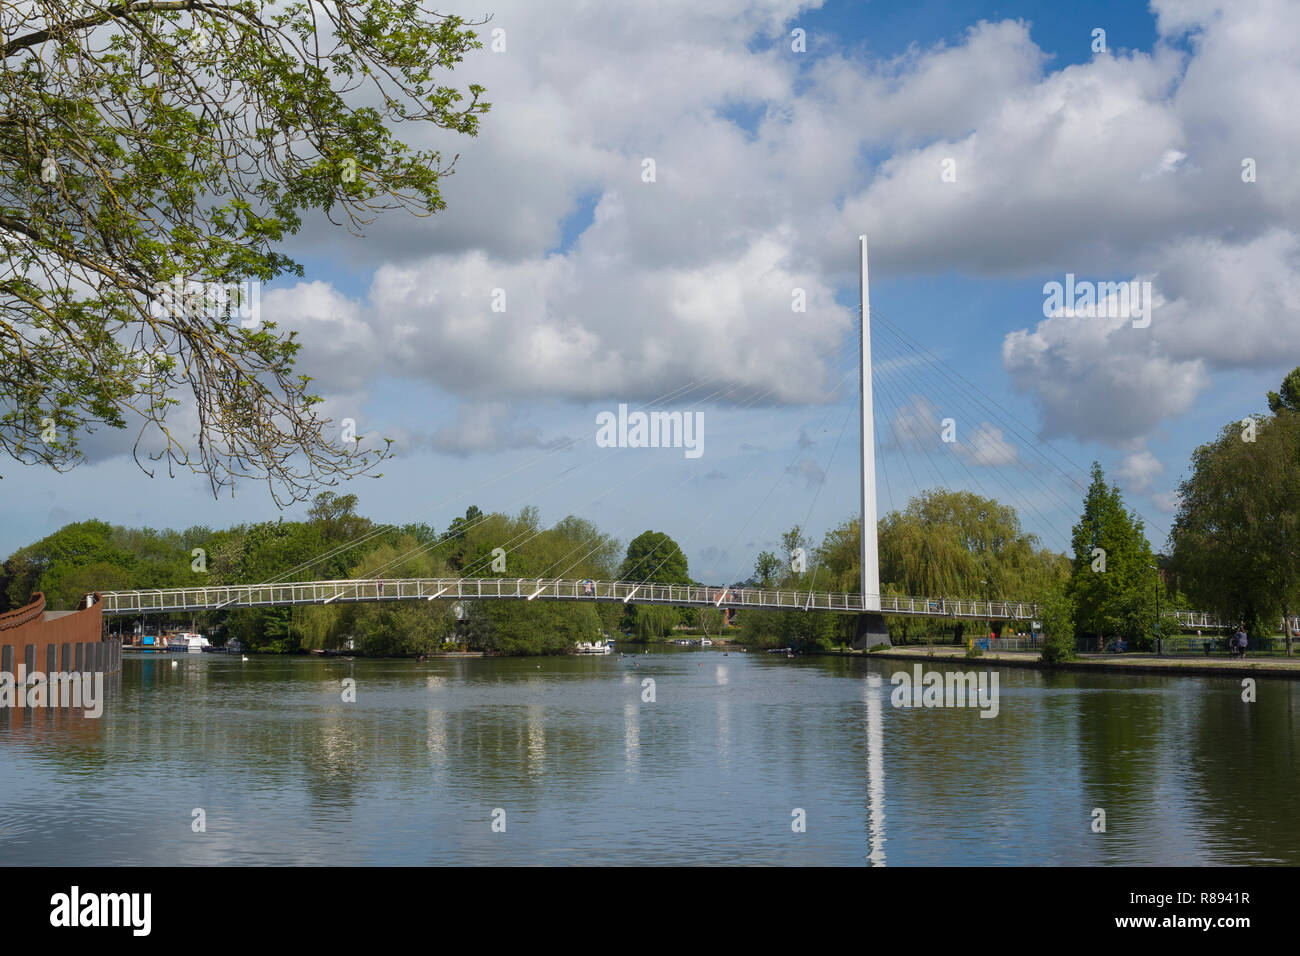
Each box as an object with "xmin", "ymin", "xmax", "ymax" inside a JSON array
[{"xmin": 96, "ymin": 577, "xmax": 1043, "ymax": 619}]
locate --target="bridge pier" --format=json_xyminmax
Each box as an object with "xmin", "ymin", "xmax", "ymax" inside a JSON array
[{"xmin": 851, "ymin": 612, "xmax": 891, "ymax": 651}]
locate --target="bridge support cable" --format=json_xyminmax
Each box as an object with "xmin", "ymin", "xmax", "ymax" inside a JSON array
[
  {"xmin": 870, "ymin": 307, "xmax": 1090, "ymax": 492},
  {"xmin": 426, "ymin": 582, "xmax": 454, "ymax": 601},
  {"xmin": 868, "ymin": 324, "xmax": 1076, "ymax": 557},
  {"xmin": 622, "ymin": 354, "xmax": 859, "ymax": 595},
  {"xmin": 870, "ymin": 320, "xmax": 1086, "ymax": 535},
  {"xmin": 869, "ymin": 305, "xmax": 1178, "ymax": 550},
  {"xmin": 430, "ymin": 338, "xmax": 864, "ymax": 594},
  {"xmin": 346, "ymin": 368, "xmax": 781, "ymax": 586},
  {"xmin": 253, "ymin": 364, "xmax": 767, "ymax": 588},
  {"xmin": 547, "ymin": 339, "xmax": 865, "ymax": 593},
  {"xmin": 371, "ymin": 331, "xmax": 868, "ymax": 589},
  {"xmin": 533, "ymin": 341, "xmax": 861, "ymax": 585},
  {"xmin": 688, "ymin": 349, "xmax": 867, "ymax": 588}
]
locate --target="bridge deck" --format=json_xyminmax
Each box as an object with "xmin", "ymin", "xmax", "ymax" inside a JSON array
[{"xmin": 99, "ymin": 577, "xmax": 1044, "ymax": 620}]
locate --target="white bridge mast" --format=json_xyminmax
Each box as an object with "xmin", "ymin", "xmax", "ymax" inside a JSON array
[{"xmin": 859, "ymin": 235, "xmax": 881, "ymax": 612}]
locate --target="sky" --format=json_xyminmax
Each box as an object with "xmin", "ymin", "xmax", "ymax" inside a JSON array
[{"xmin": 3, "ymin": 0, "xmax": 1298, "ymax": 589}]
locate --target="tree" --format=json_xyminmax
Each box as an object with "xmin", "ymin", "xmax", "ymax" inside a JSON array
[
  {"xmin": 463, "ymin": 600, "xmax": 602, "ymax": 655},
  {"xmin": 1267, "ymin": 366, "xmax": 1300, "ymax": 414},
  {"xmin": 1038, "ymin": 580, "xmax": 1076, "ymax": 664},
  {"xmin": 307, "ymin": 492, "xmax": 368, "ymax": 543},
  {"xmin": 697, "ymin": 606, "xmax": 724, "ymax": 637},
  {"xmin": 441, "ymin": 505, "xmax": 485, "ymax": 570},
  {"xmin": 751, "ymin": 550, "xmax": 780, "ymax": 588},
  {"xmin": 814, "ymin": 517, "xmax": 861, "ymax": 593},
  {"xmin": 620, "ymin": 530, "xmax": 690, "ymax": 584},
  {"xmin": 878, "ymin": 489, "xmax": 1061, "ymax": 607},
  {"xmin": 1, "ymin": 2, "xmax": 488, "ymax": 502},
  {"xmin": 780, "ymin": 525, "xmax": 809, "ymax": 577},
  {"xmin": 633, "ymin": 604, "xmax": 678, "ymax": 642},
  {"xmin": 1171, "ymin": 370, "xmax": 1300, "ymax": 650},
  {"xmin": 1067, "ymin": 463, "xmax": 1155, "ymax": 647},
  {"xmin": 1, "ymin": 518, "xmax": 133, "ymax": 608}
]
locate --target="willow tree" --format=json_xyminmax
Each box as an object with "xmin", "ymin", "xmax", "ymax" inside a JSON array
[
  {"xmin": 1, "ymin": 1, "xmax": 488, "ymax": 501},
  {"xmin": 878, "ymin": 488, "xmax": 1059, "ymax": 601}
]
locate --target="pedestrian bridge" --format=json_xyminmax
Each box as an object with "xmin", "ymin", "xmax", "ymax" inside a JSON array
[{"xmin": 98, "ymin": 577, "xmax": 1042, "ymax": 621}]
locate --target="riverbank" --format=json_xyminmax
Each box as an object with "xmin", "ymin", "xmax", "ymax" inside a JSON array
[{"xmin": 832, "ymin": 645, "xmax": 1300, "ymax": 679}]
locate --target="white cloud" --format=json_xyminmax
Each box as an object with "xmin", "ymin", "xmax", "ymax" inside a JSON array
[
  {"xmin": 427, "ymin": 402, "xmax": 569, "ymax": 456},
  {"xmin": 103, "ymin": 0, "xmax": 1300, "ymax": 459},
  {"xmin": 884, "ymin": 395, "xmax": 1019, "ymax": 467},
  {"xmin": 961, "ymin": 423, "xmax": 1019, "ymax": 467},
  {"xmin": 1001, "ymin": 304, "xmax": 1210, "ymax": 443},
  {"xmin": 1151, "ymin": 489, "xmax": 1182, "ymax": 513},
  {"xmin": 1118, "ymin": 450, "xmax": 1165, "ymax": 494}
]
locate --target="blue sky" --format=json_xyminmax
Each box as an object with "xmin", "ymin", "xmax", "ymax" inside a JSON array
[{"xmin": 4, "ymin": 0, "xmax": 1297, "ymax": 591}]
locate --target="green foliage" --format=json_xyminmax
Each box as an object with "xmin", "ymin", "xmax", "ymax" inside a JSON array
[
  {"xmin": 1266, "ymin": 366, "xmax": 1300, "ymax": 414},
  {"xmin": 621, "ymin": 530, "xmax": 690, "ymax": 584},
  {"xmin": 735, "ymin": 605, "xmax": 838, "ymax": 652},
  {"xmin": 879, "ymin": 488, "xmax": 1064, "ymax": 603},
  {"xmin": 697, "ymin": 606, "xmax": 724, "ymax": 637},
  {"xmin": 814, "ymin": 517, "xmax": 862, "ymax": 593},
  {"xmin": 1039, "ymin": 581, "xmax": 1077, "ymax": 664},
  {"xmin": 441, "ymin": 505, "xmax": 485, "ymax": 570},
  {"xmin": 1172, "ymin": 371, "xmax": 1300, "ymax": 646},
  {"xmin": 1, "ymin": 2, "xmax": 487, "ymax": 501},
  {"xmin": 2, "ymin": 484, "xmax": 1085, "ymax": 658},
  {"xmin": 752, "ymin": 550, "xmax": 780, "ymax": 588},
  {"xmin": 462, "ymin": 601, "xmax": 603, "ymax": 656},
  {"xmin": 632, "ymin": 604, "xmax": 678, "ymax": 642},
  {"xmin": 619, "ymin": 529, "xmax": 691, "ymax": 636},
  {"xmin": 0, "ymin": 518, "xmax": 198, "ymax": 610},
  {"xmin": 1067, "ymin": 463, "xmax": 1156, "ymax": 647}
]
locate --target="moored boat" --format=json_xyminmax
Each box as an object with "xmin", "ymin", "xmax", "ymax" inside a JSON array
[{"xmin": 166, "ymin": 631, "xmax": 211, "ymax": 652}]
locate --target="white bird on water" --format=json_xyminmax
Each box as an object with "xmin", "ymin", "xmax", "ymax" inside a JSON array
[
  {"xmin": 171, "ymin": 661, "xmax": 178, "ymax": 668},
  {"xmin": 241, "ymin": 656, "xmax": 249, "ymax": 662}
]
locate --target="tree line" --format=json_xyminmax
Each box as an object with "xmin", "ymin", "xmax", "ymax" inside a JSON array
[{"xmin": 3, "ymin": 367, "xmax": 1294, "ymax": 657}]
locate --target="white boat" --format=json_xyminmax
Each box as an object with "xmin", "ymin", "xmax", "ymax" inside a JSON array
[
  {"xmin": 699, "ymin": 639, "xmax": 713, "ymax": 647},
  {"xmin": 575, "ymin": 641, "xmax": 613, "ymax": 655},
  {"xmin": 168, "ymin": 631, "xmax": 211, "ymax": 652}
]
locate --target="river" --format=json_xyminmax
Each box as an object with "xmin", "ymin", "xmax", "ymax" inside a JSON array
[{"xmin": 1, "ymin": 649, "xmax": 1296, "ymax": 865}]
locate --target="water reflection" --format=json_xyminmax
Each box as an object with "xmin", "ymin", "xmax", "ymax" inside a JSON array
[
  {"xmin": 0, "ymin": 651, "xmax": 1296, "ymax": 865},
  {"xmin": 864, "ymin": 672, "xmax": 886, "ymax": 866}
]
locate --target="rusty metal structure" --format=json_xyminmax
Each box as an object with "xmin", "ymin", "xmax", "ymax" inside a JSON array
[{"xmin": 0, "ymin": 592, "xmax": 121, "ymax": 677}]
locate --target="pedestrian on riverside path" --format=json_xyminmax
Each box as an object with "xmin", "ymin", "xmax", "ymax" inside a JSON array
[
  {"xmin": 377, "ymin": 576, "xmax": 384, "ymax": 597},
  {"xmin": 1236, "ymin": 627, "xmax": 1248, "ymax": 658}
]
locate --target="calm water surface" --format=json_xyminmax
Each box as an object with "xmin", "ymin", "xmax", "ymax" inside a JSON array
[{"xmin": 2, "ymin": 650, "xmax": 1297, "ymax": 865}]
